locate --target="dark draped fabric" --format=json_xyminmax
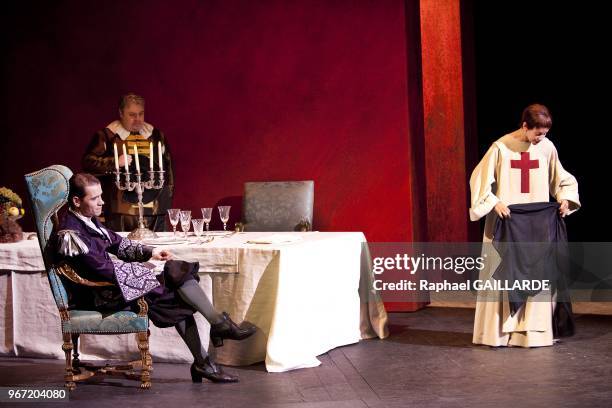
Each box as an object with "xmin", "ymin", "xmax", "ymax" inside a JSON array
[{"xmin": 493, "ymin": 202, "xmax": 575, "ymax": 337}]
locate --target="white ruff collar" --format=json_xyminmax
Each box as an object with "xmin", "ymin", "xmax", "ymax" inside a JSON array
[{"xmin": 106, "ymin": 120, "xmax": 154, "ymax": 140}]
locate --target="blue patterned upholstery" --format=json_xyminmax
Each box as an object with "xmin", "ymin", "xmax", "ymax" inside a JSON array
[
  {"xmin": 47, "ymin": 266, "xmax": 70, "ymax": 311},
  {"xmin": 63, "ymin": 311, "xmax": 148, "ymax": 333},
  {"xmin": 25, "ymin": 165, "xmax": 72, "ymax": 256},
  {"xmin": 243, "ymin": 181, "xmax": 314, "ymax": 231},
  {"xmin": 24, "ymin": 166, "xmax": 152, "ymax": 390},
  {"xmin": 25, "ymin": 166, "xmax": 73, "ymax": 311}
]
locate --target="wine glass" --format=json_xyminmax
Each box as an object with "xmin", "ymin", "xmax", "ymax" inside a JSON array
[
  {"xmin": 218, "ymin": 206, "xmax": 231, "ymax": 231},
  {"xmin": 201, "ymin": 207, "xmax": 212, "ymax": 231},
  {"xmin": 192, "ymin": 218, "xmax": 205, "ymax": 243},
  {"xmin": 179, "ymin": 210, "xmax": 192, "ymax": 238},
  {"xmin": 167, "ymin": 208, "xmax": 181, "ymax": 239}
]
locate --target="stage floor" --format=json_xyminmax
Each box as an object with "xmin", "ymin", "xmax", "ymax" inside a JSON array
[{"xmin": 1, "ymin": 307, "xmax": 610, "ymax": 407}]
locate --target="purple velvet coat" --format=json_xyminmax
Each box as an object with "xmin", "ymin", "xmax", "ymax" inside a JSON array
[{"xmin": 53, "ymin": 211, "xmax": 199, "ymax": 327}]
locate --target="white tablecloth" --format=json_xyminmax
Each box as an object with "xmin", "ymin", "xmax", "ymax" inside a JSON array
[
  {"xmin": 0, "ymin": 236, "xmax": 212, "ymax": 364},
  {"xmin": 0, "ymin": 231, "xmax": 387, "ymax": 372}
]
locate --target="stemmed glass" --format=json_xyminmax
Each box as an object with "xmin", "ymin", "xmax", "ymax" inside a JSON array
[
  {"xmin": 179, "ymin": 210, "xmax": 192, "ymax": 238},
  {"xmin": 218, "ymin": 206, "xmax": 231, "ymax": 231},
  {"xmin": 201, "ymin": 207, "xmax": 212, "ymax": 231},
  {"xmin": 192, "ymin": 218, "xmax": 205, "ymax": 243},
  {"xmin": 167, "ymin": 209, "xmax": 181, "ymax": 239}
]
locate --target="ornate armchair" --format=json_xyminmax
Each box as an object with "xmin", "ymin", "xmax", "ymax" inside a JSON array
[
  {"xmin": 242, "ymin": 181, "xmax": 314, "ymax": 231},
  {"xmin": 24, "ymin": 165, "xmax": 152, "ymax": 390}
]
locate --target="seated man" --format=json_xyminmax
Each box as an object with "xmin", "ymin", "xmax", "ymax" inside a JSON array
[{"xmin": 53, "ymin": 173, "xmax": 256, "ymax": 383}]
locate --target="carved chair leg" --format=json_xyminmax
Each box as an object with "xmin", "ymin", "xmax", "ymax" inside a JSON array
[
  {"xmin": 62, "ymin": 333, "xmax": 76, "ymax": 391},
  {"xmin": 136, "ymin": 331, "xmax": 152, "ymax": 389},
  {"xmin": 71, "ymin": 334, "xmax": 81, "ymax": 370}
]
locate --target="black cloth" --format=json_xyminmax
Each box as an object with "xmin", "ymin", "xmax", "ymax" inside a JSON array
[
  {"xmin": 53, "ymin": 211, "xmax": 198, "ymax": 328},
  {"xmin": 493, "ymin": 201, "xmax": 575, "ymax": 337}
]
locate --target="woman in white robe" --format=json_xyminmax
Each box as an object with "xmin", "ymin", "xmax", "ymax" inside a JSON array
[{"xmin": 469, "ymin": 104, "xmax": 580, "ymax": 347}]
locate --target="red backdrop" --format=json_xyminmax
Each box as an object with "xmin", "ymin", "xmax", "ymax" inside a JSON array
[
  {"xmin": 1, "ymin": 0, "xmax": 424, "ymax": 242},
  {"xmin": 2, "ymin": 1, "xmax": 473, "ymax": 312}
]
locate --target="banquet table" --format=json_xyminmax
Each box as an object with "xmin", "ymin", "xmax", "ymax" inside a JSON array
[{"xmin": 0, "ymin": 231, "xmax": 387, "ymax": 372}]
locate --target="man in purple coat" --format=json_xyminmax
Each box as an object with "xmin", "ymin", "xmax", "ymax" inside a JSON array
[{"xmin": 53, "ymin": 173, "xmax": 256, "ymax": 383}]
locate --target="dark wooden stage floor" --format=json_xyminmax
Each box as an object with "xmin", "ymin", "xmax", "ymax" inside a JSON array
[{"xmin": 1, "ymin": 307, "xmax": 610, "ymax": 407}]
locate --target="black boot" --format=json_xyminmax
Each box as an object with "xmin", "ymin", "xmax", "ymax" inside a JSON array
[
  {"xmin": 209, "ymin": 312, "xmax": 257, "ymax": 347},
  {"xmin": 191, "ymin": 357, "xmax": 239, "ymax": 383}
]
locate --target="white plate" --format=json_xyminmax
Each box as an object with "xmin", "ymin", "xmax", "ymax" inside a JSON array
[
  {"xmin": 246, "ymin": 234, "xmax": 302, "ymax": 245},
  {"xmin": 141, "ymin": 237, "xmax": 188, "ymax": 245},
  {"xmin": 204, "ymin": 231, "xmax": 234, "ymax": 236}
]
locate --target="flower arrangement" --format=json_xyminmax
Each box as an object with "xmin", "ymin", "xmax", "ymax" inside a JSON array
[
  {"xmin": 0, "ymin": 187, "xmax": 24, "ymax": 243},
  {"xmin": 0, "ymin": 187, "xmax": 25, "ymax": 217}
]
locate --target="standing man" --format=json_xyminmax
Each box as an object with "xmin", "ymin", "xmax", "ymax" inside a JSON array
[{"xmin": 83, "ymin": 93, "xmax": 174, "ymax": 231}]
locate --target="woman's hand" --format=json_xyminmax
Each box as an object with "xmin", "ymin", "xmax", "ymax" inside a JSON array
[
  {"xmin": 558, "ymin": 199, "xmax": 570, "ymax": 217},
  {"xmin": 152, "ymin": 248, "xmax": 174, "ymax": 261},
  {"xmin": 494, "ymin": 201, "xmax": 511, "ymax": 219}
]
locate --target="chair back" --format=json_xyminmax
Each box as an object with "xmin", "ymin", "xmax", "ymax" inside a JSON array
[
  {"xmin": 24, "ymin": 165, "xmax": 73, "ymax": 310},
  {"xmin": 243, "ymin": 180, "xmax": 314, "ymax": 231}
]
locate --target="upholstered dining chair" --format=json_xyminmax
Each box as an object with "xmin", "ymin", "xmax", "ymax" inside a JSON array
[
  {"xmin": 242, "ymin": 181, "xmax": 314, "ymax": 232},
  {"xmin": 24, "ymin": 165, "xmax": 152, "ymax": 390}
]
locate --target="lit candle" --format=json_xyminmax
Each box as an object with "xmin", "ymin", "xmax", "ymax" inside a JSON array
[
  {"xmin": 133, "ymin": 145, "xmax": 141, "ymax": 174},
  {"xmin": 122, "ymin": 144, "xmax": 129, "ymax": 173},
  {"xmin": 149, "ymin": 141, "xmax": 154, "ymax": 171},
  {"xmin": 113, "ymin": 143, "xmax": 119, "ymax": 172},
  {"xmin": 158, "ymin": 141, "xmax": 164, "ymax": 172}
]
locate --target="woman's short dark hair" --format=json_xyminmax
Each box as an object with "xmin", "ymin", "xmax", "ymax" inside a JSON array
[
  {"xmin": 520, "ymin": 104, "xmax": 553, "ymax": 129},
  {"xmin": 68, "ymin": 173, "xmax": 100, "ymax": 208}
]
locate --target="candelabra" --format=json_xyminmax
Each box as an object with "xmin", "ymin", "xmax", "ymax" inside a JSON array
[{"xmin": 115, "ymin": 169, "xmax": 165, "ymax": 240}]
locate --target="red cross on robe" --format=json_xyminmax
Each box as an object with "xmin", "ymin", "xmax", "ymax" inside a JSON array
[{"xmin": 511, "ymin": 151, "xmax": 539, "ymax": 193}]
